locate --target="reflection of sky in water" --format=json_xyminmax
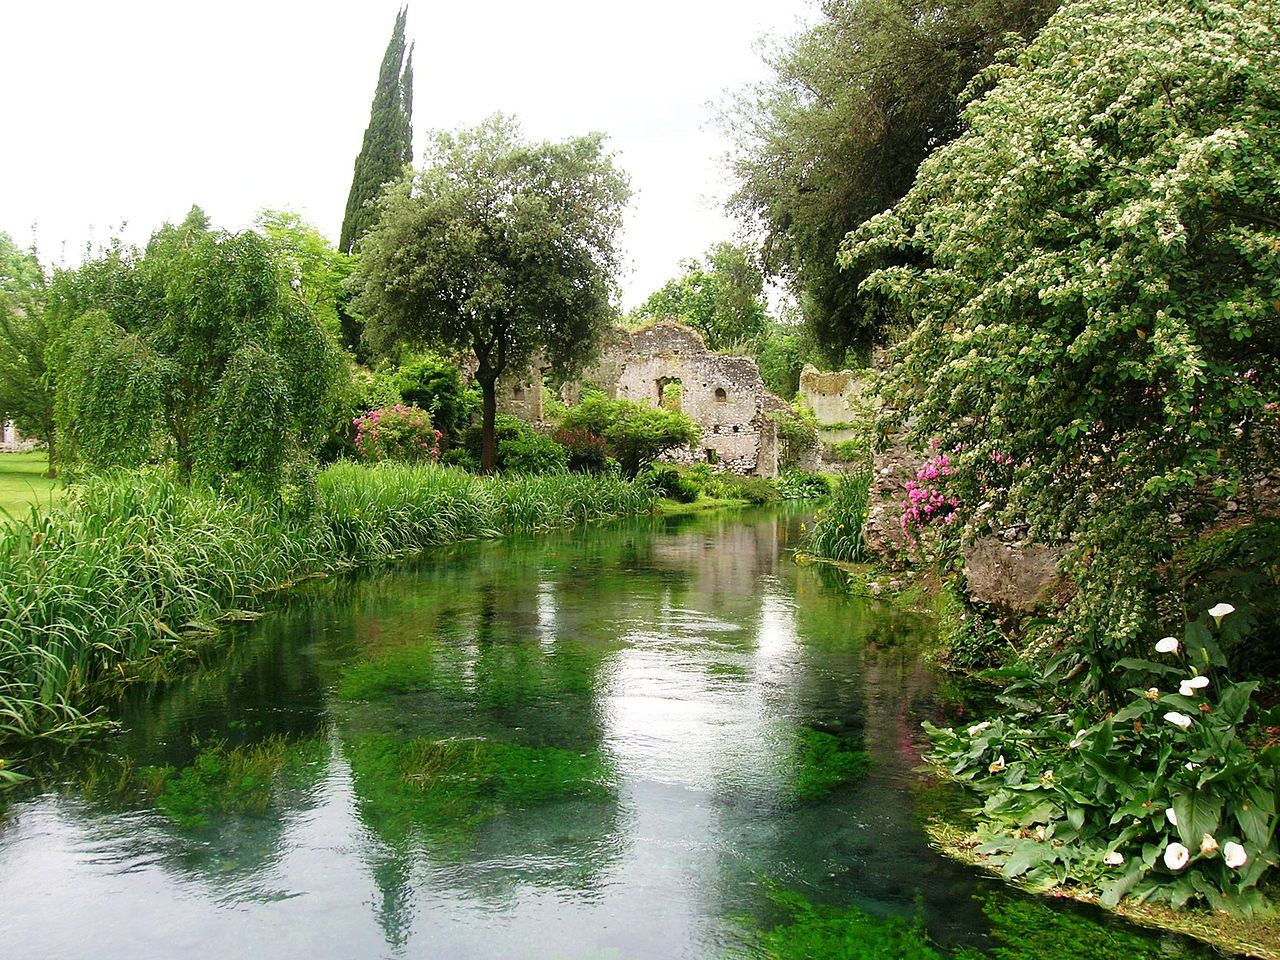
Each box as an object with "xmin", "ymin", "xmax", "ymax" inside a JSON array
[{"xmin": 0, "ymin": 510, "xmax": 1214, "ymax": 960}]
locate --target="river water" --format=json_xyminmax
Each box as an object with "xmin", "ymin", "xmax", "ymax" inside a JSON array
[{"xmin": 0, "ymin": 509, "xmax": 1218, "ymax": 959}]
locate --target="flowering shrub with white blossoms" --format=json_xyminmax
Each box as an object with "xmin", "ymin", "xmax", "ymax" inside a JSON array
[{"xmin": 926, "ymin": 603, "xmax": 1278, "ymax": 914}]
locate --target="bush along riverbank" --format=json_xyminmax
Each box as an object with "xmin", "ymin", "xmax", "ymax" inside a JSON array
[{"xmin": 0, "ymin": 463, "xmax": 656, "ymax": 763}]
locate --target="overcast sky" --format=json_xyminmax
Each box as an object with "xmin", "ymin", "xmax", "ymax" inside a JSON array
[{"xmin": 0, "ymin": 0, "xmax": 815, "ymax": 308}]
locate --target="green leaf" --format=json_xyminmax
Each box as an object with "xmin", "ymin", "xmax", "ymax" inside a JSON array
[{"xmin": 1172, "ymin": 790, "xmax": 1223, "ymax": 848}]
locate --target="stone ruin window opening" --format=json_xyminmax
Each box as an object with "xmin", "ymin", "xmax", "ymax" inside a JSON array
[
  {"xmin": 705, "ymin": 448, "xmax": 719, "ymax": 465},
  {"xmin": 512, "ymin": 385, "xmax": 525, "ymax": 400},
  {"xmin": 714, "ymin": 387, "xmax": 728, "ymax": 403},
  {"xmin": 657, "ymin": 377, "xmax": 682, "ymax": 412}
]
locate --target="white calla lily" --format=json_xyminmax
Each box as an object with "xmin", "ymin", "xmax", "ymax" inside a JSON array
[
  {"xmin": 1155, "ymin": 636, "xmax": 1180, "ymax": 654},
  {"xmin": 1103, "ymin": 851, "xmax": 1125, "ymax": 866},
  {"xmin": 1224, "ymin": 842, "xmax": 1248, "ymax": 869},
  {"xmin": 1165, "ymin": 807, "xmax": 1178, "ymax": 826},
  {"xmin": 1163, "ymin": 842, "xmax": 1190, "ymax": 871},
  {"xmin": 1163, "ymin": 711, "xmax": 1193, "ymax": 730},
  {"xmin": 1207, "ymin": 602, "xmax": 1235, "ymax": 624}
]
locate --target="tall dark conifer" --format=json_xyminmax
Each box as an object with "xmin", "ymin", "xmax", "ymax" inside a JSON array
[{"xmin": 339, "ymin": 7, "xmax": 414, "ymax": 254}]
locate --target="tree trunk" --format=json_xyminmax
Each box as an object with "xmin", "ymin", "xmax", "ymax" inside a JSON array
[
  {"xmin": 45, "ymin": 427, "xmax": 57, "ymax": 480},
  {"xmin": 480, "ymin": 374, "xmax": 499, "ymax": 474}
]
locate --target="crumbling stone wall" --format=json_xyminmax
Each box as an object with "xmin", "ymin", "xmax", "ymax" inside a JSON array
[
  {"xmin": 496, "ymin": 360, "xmax": 546, "ymax": 423},
  {"xmin": 799, "ymin": 365, "xmax": 863, "ymax": 425},
  {"xmin": 564, "ymin": 321, "xmax": 783, "ymax": 477}
]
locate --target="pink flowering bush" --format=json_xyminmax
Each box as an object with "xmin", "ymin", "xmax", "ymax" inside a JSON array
[
  {"xmin": 901, "ymin": 453, "xmax": 960, "ymax": 534},
  {"xmin": 353, "ymin": 404, "xmax": 441, "ymax": 464}
]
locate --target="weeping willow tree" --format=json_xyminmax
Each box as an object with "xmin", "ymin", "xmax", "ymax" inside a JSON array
[{"xmin": 51, "ymin": 209, "xmax": 348, "ymax": 490}]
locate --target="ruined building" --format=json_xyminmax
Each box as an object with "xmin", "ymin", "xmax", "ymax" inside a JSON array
[{"xmin": 562, "ymin": 321, "xmax": 786, "ymax": 477}]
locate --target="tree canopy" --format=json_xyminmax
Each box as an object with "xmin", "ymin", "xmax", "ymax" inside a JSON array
[
  {"xmin": 724, "ymin": 0, "xmax": 1059, "ymax": 361},
  {"xmin": 630, "ymin": 242, "xmax": 768, "ymax": 351},
  {"xmin": 844, "ymin": 0, "xmax": 1280, "ymax": 656},
  {"xmin": 354, "ymin": 115, "xmax": 630, "ymax": 472},
  {"xmin": 0, "ymin": 233, "xmax": 57, "ymax": 475},
  {"xmin": 339, "ymin": 6, "xmax": 414, "ymax": 255},
  {"xmin": 52, "ymin": 209, "xmax": 348, "ymax": 488}
]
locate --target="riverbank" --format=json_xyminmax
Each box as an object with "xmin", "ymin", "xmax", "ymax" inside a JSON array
[{"xmin": 0, "ymin": 462, "xmax": 655, "ymax": 756}]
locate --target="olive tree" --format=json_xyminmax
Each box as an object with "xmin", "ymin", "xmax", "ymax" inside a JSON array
[{"xmin": 354, "ymin": 115, "xmax": 630, "ymax": 472}]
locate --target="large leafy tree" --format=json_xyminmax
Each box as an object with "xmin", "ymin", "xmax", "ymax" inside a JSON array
[
  {"xmin": 354, "ymin": 115, "xmax": 630, "ymax": 473},
  {"xmin": 724, "ymin": 0, "xmax": 1059, "ymax": 360},
  {"xmin": 0, "ymin": 233, "xmax": 58, "ymax": 475},
  {"xmin": 845, "ymin": 0, "xmax": 1280, "ymax": 659},
  {"xmin": 630, "ymin": 242, "xmax": 768, "ymax": 351},
  {"xmin": 339, "ymin": 6, "xmax": 414, "ymax": 254},
  {"xmin": 52, "ymin": 209, "xmax": 347, "ymax": 487}
]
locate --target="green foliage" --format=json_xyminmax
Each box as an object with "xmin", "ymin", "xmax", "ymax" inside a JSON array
[
  {"xmin": 0, "ymin": 233, "xmax": 57, "ymax": 473},
  {"xmin": 558, "ymin": 391, "xmax": 699, "ymax": 477},
  {"xmin": 845, "ymin": 0, "xmax": 1280, "ymax": 660},
  {"xmin": 391, "ymin": 354, "xmax": 478, "ymax": 445},
  {"xmin": 775, "ymin": 469, "xmax": 832, "ymax": 501},
  {"xmin": 339, "ymin": 6, "xmax": 414, "ymax": 254},
  {"xmin": 1179, "ymin": 521, "xmax": 1280, "ymax": 679},
  {"xmin": 791, "ymin": 727, "xmax": 871, "ymax": 800},
  {"xmin": 927, "ymin": 608, "xmax": 1279, "ymax": 914},
  {"xmin": 464, "ymin": 414, "xmax": 567, "ymax": 475},
  {"xmin": 354, "ymin": 404, "xmax": 440, "ymax": 464},
  {"xmin": 51, "ymin": 212, "xmax": 347, "ymax": 491},
  {"xmin": 754, "ymin": 317, "xmax": 825, "ymax": 400},
  {"xmin": 934, "ymin": 580, "xmax": 1010, "ymax": 671},
  {"xmin": 823, "ymin": 438, "xmax": 869, "ymax": 465},
  {"xmin": 724, "ymin": 0, "xmax": 1059, "ymax": 358},
  {"xmin": 805, "ymin": 469, "xmax": 872, "ymax": 562},
  {"xmin": 629, "ymin": 242, "xmax": 768, "ymax": 351},
  {"xmin": 354, "ymin": 114, "xmax": 630, "ymax": 472},
  {"xmin": 643, "ymin": 463, "xmax": 701, "ymax": 503},
  {"xmin": 254, "ymin": 209, "xmax": 355, "ymax": 341},
  {"xmin": 771, "ymin": 405, "xmax": 819, "ymax": 469}
]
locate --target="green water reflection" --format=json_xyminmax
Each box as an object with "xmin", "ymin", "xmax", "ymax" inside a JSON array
[{"xmin": 0, "ymin": 509, "xmax": 1219, "ymax": 959}]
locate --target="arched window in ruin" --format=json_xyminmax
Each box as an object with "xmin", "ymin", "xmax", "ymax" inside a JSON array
[
  {"xmin": 714, "ymin": 387, "xmax": 728, "ymax": 403},
  {"xmin": 656, "ymin": 377, "xmax": 683, "ymax": 412}
]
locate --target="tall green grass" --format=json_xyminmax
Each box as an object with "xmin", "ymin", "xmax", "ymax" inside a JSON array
[
  {"xmin": 804, "ymin": 467, "xmax": 872, "ymax": 563},
  {"xmin": 0, "ymin": 462, "xmax": 655, "ymax": 750}
]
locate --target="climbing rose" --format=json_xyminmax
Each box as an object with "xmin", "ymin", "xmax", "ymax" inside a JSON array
[{"xmin": 1163, "ymin": 842, "xmax": 1190, "ymax": 871}]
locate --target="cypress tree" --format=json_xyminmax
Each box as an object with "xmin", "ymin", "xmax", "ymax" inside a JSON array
[{"xmin": 339, "ymin": 7, "xmax": 414, "ymax": 254}]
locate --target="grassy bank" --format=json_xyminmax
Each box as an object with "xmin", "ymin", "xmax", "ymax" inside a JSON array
[
  {"xmin": 0, "ymin": 462, "xmax": 655, "ymax": 754},
  {"xmin": 0, "ymin": 452, "xmax": 59, "ymax": 517}
]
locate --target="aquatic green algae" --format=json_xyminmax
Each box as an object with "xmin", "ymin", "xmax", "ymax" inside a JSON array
[{"xmin": 791, "ymin": 727, "xmax": 871, "ymax": 801}]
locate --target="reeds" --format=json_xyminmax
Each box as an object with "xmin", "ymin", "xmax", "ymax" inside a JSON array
[
  {"xmin": 0, "ymin": 463, "xmax": 655, "ymax": 749},
  {"xmin": 804, "ymin": 467, "xmax": 872, "ymax": 563}
]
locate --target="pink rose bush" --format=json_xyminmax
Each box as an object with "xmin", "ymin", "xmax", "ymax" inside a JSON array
[{"xmin": 353, "ymin": 404, "xmax": 442, "ymax": 464}]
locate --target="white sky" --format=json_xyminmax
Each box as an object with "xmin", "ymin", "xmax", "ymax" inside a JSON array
[{"xmin": 0, "ymin": 0, "xmax": 815, "ymax": 308}]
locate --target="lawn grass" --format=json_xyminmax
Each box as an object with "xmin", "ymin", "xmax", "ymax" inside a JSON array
[{"xmin": 0, "ymin": 452, "xmax": 59, "ymax": 517}]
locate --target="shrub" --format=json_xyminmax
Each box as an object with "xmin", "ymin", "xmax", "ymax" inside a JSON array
[
  {"xmin": 643, "ymin": 464, "xmax": 700, "ymax": 503},
  {"xmin": 465, "ymin": 415, "xmax": 566, "ymax": 474},
  {"xmin": 393, "ymin": 353, "xmax": 479, "ymax": 446},
  {"xmin": 558, "ymin": 390, "xmax": 699, "ymax": 477},
  {"xmin": 554, "ymin": 426, "xmax": 611, "ymax": 474},
  {"xmin": 805, "ymin": 468, "xmax": 871, "ymax": 562},
  {"xmin": 776, "ymin": 470, "xmax": 832, "ymax": 500},
  {"xmin": 713, "ymin": 473, "xmax": 780, "ymax": 505},
  {"xmin": 354, "ymin": 405, "xmax": 441, "ymax": 464}
]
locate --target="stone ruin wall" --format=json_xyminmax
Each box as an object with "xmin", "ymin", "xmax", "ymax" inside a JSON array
[{"xmin": 563, "ymin": 321, "xmax": 783, "ymax": 477}]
